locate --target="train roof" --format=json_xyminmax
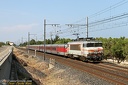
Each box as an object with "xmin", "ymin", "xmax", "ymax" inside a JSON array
[
  {"xmin": 28, "ymin": 44, "xmax": 67, "ymax": 46},
  {"xmin": 67, "ymin": 40, "xmax": 102, "ymax": 44}
]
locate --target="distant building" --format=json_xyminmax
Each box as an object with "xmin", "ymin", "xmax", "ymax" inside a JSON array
[{"xmin": 9, "ymin": 42, "xmax": 14, "ymax": 46}]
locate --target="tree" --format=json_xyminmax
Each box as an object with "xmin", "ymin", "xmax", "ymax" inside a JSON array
[
  {"xmin": 96, "ymin": 37, "xmax": 128, "ymax": 63},
  {"xmin": 46, "ymin": 39, "xmax": 51, "ymax": 44},
  {"xmin": 96, "ymin": 37, "xmax": 112, "ymax": 59},
  {"xmin": 30, "ymin": 39, "xmax": 36, "ymax": 45},
  {"xmin": 37, "ymin": 41, "xmax": 43, "ymax": 45},
  {"xmin": 55, "ymin": 38, "xmax": 72, "ymax": 44},
  {"xmin": 122, "ymin": 38, "xmax": 128, "ymax": 61},
  {"xmin": 111, "ymin": 39, "xmax": 123, "ymax": 63},
  {"xmin": 0, "ymin": 42, "xmax": 5, "ymax": 47},
  {"xmin": 53, "ymin": 35, "xmax": 60, "ymax": 44}
]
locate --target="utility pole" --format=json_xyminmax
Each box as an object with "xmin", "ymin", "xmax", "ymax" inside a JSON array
[
  {"xmin": 86, "ymin": 17, "xmax": 88, "ymax": 38},
  {"xmin": 43, "ymin": 19, "xmax": 60, "ymax": 60},
  {"xmin": 44, "ymin": 19, "xmax": 46, "ymax": 60},
  {"xmin": 27, "ymin": 32, "xmax": 36, "ymax": 55},
  {"xmin": 28, "ymin": 32, "xmax": 30, "ymax": 55}
]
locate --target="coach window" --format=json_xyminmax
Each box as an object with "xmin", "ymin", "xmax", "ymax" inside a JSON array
[{"xmin": 53, "ymin": 47, "xmax": 56, "ymax": 50}]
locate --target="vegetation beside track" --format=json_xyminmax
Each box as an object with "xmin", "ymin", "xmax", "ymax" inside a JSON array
[{"xmin": 97, "ymin": 37, "xmax": 128, "ymax": 63}]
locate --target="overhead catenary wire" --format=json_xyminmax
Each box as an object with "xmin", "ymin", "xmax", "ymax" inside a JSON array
[
  {"xmin": 89, "ymin": 21, "xmax": 128, "ymax": 32},
  {"xmin": 60, "ymin": 12, "xmax": 128, "ymax": 36},
  {"xmin": 19, "ymin": 0, "xmax": 128, "ymax": 43},
  {"xmin": 70, "ymin": 0, "xmax": 128, "ymax": 24},
  {"xmin": 41, "ymin": 0, "xmax": 128, "ymax": 40},
  {"xmin": 58, "ymin": 0, "xmax": 128, "ymax": 38},
  {"xmin": 88, "ymin": 13, "xmax": 128, "ymax": 28},
  {"xmin": 89, "ymin": 0, "xmax": 128, "ymax": 18}
]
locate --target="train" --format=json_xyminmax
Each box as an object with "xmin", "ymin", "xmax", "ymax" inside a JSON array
[{"xmin": 27, "ymin": 39, "xmax": 104, "ymax": 62}]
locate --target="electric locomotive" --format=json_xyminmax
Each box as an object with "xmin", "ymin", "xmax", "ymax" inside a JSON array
[{"xmin": 67, "ymin": 40, "xmax": 103, "ymax": 61}]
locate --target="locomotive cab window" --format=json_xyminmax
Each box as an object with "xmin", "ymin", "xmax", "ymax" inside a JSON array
[
  {"xmin": 95, "ymin": 43, "xmax": 102, "ymax": 47},
  {"xmin": 87, "ymin": 43, "xmax": 94, "ymax": 47},
  {"xmin": 85, "ymin": 43, "xmax": 102, "ymax": 47}
]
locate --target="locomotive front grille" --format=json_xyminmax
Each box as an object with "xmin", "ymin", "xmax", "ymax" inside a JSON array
[{"xmin": 87, "ymin": 53, "xmax": 103, "ymax": 61}]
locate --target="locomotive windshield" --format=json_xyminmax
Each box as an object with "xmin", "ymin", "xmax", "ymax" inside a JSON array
[{"xmin": 83, "ymin": 43, "xmax": 102, "ymax": 47}]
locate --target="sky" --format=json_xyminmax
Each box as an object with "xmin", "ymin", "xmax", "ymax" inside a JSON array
[{"xmin": 0, "ymin": 0, "xmax": 128, "ymax": 44}]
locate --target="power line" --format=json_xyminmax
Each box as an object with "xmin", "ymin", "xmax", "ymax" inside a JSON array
[
  {"xmin": 89, "ymin": 0, "xmax": 128, "ymax": 18},
  {"xmin": 43, "ymin": 0, "xmax": 128, "ymax": 39},
  {"xmin": 57, "ymin": 13, "xmax": 128, "ymax": 38},
  {"xmin": 89, "ymin": 22, "xmax": 128, "ymax": 32},
  {"xmin": 42, "ymin": 0, "xmax": 128, "ymax": 39},
  {"xmin": 89, "ymin": 13, "xmax": 128, "ymax": 28},
  {"xmin": 71, "ymin": 0, "xmax": 128, "ymax": 24}
]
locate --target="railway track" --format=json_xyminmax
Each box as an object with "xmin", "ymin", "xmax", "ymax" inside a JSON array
[
  {"xmin": 100, "ymin": 62, "xmax": 128, "ymax": 70},
  {"xmin": 19, "ymin": 48, "xmax": 128, "ymax": 85},
  {"xmin": 55, "ymin": 57, "xmax": 128, "ymax": 85},
  {"xmin": 98, "ymin": 62, "xmax": 128, "ymax": 74}
]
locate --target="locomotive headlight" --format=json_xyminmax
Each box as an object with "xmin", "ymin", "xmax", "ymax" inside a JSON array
[{"xmin": 88, "ymin": 50, "xmax": 94, "ymax": 53}]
